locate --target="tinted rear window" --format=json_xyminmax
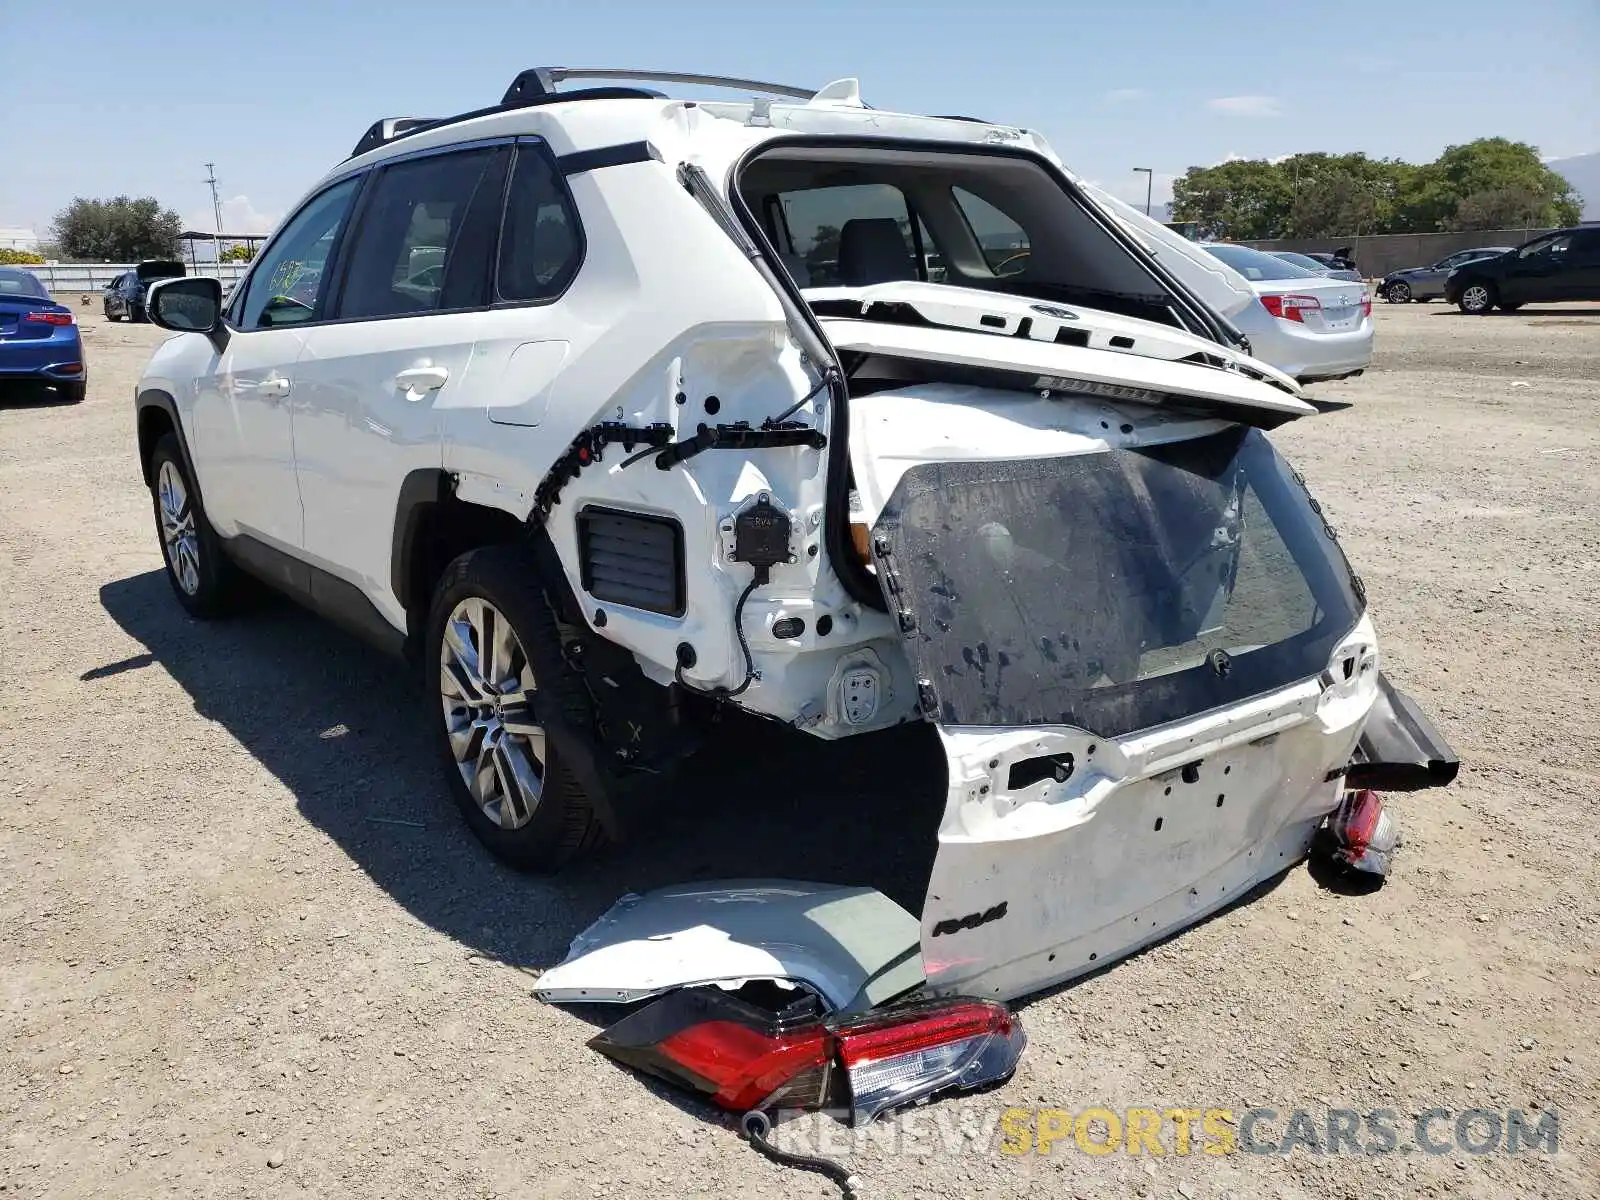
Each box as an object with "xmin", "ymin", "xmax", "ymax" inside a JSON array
[
  {"xmin": 1203, "ymin": 244, "xmax": 1318, "ymax": 281},
  {"xmin": 0, "ymin": 268, "xmax": 49, "ymax": 299},
  {"xmin": 872, "ymin": 428, "xmax": 1364, "ymax": 737}
]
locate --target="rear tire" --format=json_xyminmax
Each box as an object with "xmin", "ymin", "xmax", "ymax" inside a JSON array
[
  {"xmin": 58, "ymin": 381, "xmax": 86, "ymax": 404},
  {"xmin": 425, "ymin": 544, "xmax": 608, "ymax": 872},
  {"xmin": 147, "ymin": 432, "xmax": 241, "ymax": 618},
  {"xmin": 1458, "ymin": 281, "xmax": 1496, "ymax": 314}
]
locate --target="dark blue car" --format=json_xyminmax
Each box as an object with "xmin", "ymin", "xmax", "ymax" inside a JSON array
[{"xmin": 0, "ymin": 267, "xmax": 87, "ymax": 402}]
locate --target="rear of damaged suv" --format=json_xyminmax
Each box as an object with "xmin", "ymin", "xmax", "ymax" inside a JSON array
[
  {"xmin": 138, "ymin": 76, "xmax": 1455, "ymax": 1006},
  {"xmin": 699, "ymin": 97, "xmax": 1455, "ymax": 1000}
]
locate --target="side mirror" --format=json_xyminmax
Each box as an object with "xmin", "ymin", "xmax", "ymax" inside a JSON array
[{"xmin": 148, "ymin": 276, "xmax": 224, "ymax": 341}]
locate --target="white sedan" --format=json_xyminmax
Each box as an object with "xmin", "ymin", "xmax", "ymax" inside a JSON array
[{"xmin": 1201, "ymin": 243, "xmax": 1373, "ymax": 384}]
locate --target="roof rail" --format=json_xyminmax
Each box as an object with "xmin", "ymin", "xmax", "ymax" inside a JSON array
[
  {"xmin": 346, "ymin": 87, "xmax": 666, "ymax": 160},
  {"xmin": 502, "ymin": 67, "xmax": 816, "ymax": 104},
  {"xmin": 350, "ymin": 116, "xmax": 442, "ymax": 160}
]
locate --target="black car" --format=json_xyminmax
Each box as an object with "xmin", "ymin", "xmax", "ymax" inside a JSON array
[
  {"xmin": 103, "ymin": 260, "xmax": 186, "ymax": 322},
  {"xmin": 1445, "ymin": 227, "xmax": 1600, "ymax": 314},
  {"xmin": 1306, "ymin": 246, "xmax": 1359, "ymax": 274}
]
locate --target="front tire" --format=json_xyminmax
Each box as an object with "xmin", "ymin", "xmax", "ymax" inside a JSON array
[
  {"xmin": 147, "ymin": 433, "xmax": 240, "ymax": 617},
  {"xmin": 1384, "ymin": 281, "xmax": 1412, "ymax": 303},
  {"xmin": 104, "ymin": 301, "xmax": 118, "ymax": 321},
  {"xmin": 425, "ymin": 545, "xmax": 607, "ymax": 872},
  {"xmin": 1458, "ymin": 281, "xmax": 1496, "ymax": 314}
]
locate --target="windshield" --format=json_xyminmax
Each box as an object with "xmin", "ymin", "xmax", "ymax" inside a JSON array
[
  {"xmin": 0, "ymin": 268, "xmax": 49, "ymax": 299},
  {"xmin": 1203, "ymin": 244, "xmax": 1318, "ymax": 281},
  {"xmin": 739, "ymin": 144, "xmax": 1187, "ymax": 326},
  {"xmin": 871, "ymin": 427, "xmax": 1364, "ymax": 737}
]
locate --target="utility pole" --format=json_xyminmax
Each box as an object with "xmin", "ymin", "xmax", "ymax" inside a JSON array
[
  {"xmin": 204, "ymin": 162, "xmax": 224, "ymax": 260},
  {"xmin": 1133, "ymin": 167, "xmax": 1154, "ymax": 217}
]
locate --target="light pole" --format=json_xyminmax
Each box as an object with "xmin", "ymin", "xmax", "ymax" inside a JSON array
[{"xmin": 1133, "ymin": 167, "xmax": 1154, "ymax": 217}]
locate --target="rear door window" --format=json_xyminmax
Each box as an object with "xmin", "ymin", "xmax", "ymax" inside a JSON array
[{"xmin": 336, "ymin": 146, "xmax": 505, "ymax": 320}]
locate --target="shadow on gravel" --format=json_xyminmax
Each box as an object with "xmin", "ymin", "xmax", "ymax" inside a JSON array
[
  {"xmin": 0, "ymin": 379, "xmax": 80, "ymax": 408},
  {"xmin": 1430, "ymin": 307, "xmax": 1600, "ymax": 318},
  {"xmin": 97, "ymin": 569, "xmax": 944, "ymax": 972}
]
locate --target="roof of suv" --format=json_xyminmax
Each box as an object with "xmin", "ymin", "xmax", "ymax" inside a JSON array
[{"xmin": 332, "ymin": 67, "xmax": 1047, "ymax": 185}]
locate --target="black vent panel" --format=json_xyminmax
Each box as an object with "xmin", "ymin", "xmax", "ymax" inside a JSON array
[{"xmin": 576, "ymin": 507, "xmax": 686, "ymax": 617}]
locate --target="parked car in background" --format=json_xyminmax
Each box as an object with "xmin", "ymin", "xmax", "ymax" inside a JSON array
[
  {"xmin": 1305, "ymin": 248, "xmax": 1359, "ymax": 274},
  {"xmin": 1269, "ymin": 251, "xmax": 1364, "ymax": 283},
  {"xmin": 1445, "ymin": 228, "xmax": 1600, "ymax": 313},
  {"xmin": 1200, "ymin": 244, "xmax": 1372, "ymax": 383},
  {"xmin": 0, "ymin": 267, "xmax": 87, "ymax": 402},
  {"xmin": 104, "ymin": 260, "xmax": 186, "ymax": 322},
  {"xmin": 1379, "ymin": 247, "xmax": 1514, "ymax": 303}
]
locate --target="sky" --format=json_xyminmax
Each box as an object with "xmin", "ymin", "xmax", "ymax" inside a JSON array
[{"xmin": 3, "ymin": 0, "xmax": 1596, "ymax": 239}]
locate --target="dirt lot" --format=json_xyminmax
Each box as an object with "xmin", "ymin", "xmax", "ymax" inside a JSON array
[{"xmin": 3, "ymin": 300, "xmax": 1598, "ymax": 1199}]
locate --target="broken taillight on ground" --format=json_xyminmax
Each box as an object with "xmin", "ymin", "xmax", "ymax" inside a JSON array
[
  {"xmin": 589, "ymin": 986, "xmax": 1024, "ymax": 1125},
  {"xmin": 1313, "ymin": 787, "xmax": 1399, "ymax": 879},
  {"xmin": 831, "ymin": 996, "xmax": 1026, "ymax": 1124}
]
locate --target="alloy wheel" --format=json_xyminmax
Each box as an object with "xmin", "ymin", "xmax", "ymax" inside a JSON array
[
  {"xmin": 1386, "ymin": 282, "xmax": 1410, "ymax": 303},
  {"xmin": 157, "ymin": 460, "xmax": 202, "ymax": 596},
  {"xmin": 1462, "ymin": 285, "xmax": 1491, "ymax": 313},
  {"xmin": 439, "ymin": 598, "xmax": 546, "ymax": 830}
]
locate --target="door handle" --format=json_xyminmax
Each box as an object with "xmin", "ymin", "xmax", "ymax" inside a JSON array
[
  {"xmin": 259, "ymin": 375, "xmax": 292, "ymax": 399},
  {"xmin": 394, "ymin": 365, "xmax": 449, "ymax": 401}
]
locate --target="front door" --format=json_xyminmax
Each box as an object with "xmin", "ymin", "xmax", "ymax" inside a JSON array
[{"xmin": 189, "ymin": 176, "xmax": 362, "ymax": 552}]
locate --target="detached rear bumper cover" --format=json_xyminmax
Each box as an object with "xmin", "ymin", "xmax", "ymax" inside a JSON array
[{"xmin": 1343, "ymin": 672, "xmax": 1460, "ymax": 792}]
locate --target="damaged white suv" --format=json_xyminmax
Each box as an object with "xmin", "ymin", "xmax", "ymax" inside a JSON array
[{"xmin": 135, "ymin": 68, "xmax": 1456, "ymax": 1003}]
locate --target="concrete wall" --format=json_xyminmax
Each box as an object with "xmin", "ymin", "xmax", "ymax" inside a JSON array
[{"xmin": 1237, "ymin": 229, "xmax": 1553, "ymax": 279}]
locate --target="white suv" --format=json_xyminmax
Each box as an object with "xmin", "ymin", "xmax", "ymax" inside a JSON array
[{"xmin": 135, "ymin": 69, "xmax": 1455, "ymax": 1001}]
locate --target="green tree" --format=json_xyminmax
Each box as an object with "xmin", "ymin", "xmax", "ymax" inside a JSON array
[
  {"xmin": 1171, "ymin": 138, "xmax": 1578, "ymax": 240},
  {"xmin": 0, "ymin": 248, "xmax": 45, "ymax": 265},
  {"xmin": 1170, "ymin": 159, "xmax": 1295, "ymax": 240},
  {"xmin": 1447, "ymin": 186, "xmax": 1551, "ymax": 231},
  {"xmin": 50, "ymin": 196, "xmax": 183, "ymax": 261},
  {"xmin": 1397, "ymin": 138, "xmax": 1580, "ymax": 231},
  {"xmin": 219, "ymin": 243, "xmax": 256, "ymax": 262}
]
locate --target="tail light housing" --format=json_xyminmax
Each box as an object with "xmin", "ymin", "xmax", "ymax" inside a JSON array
[
  {"xmin": 25, "ymin": 311, "xmax": 75, "ymax": 326},
  {"xmin": 1259, "ymin": 293, "xmax": 1321, "ymax": 323},
  {"xmin": 1313, "ymin": 788, "xmax": 1398, "ymax": 879},
  {"xmin": 590, "ymin": 987, "xmax": 1025, "ymax": 1125},
  {"xmin": 832, "ymin": 997, "xmax": 1025, "ymax": 1124},
  {"xmin": 1360, "ymin": 291, "xmax": 1373, "ymax": 318}
]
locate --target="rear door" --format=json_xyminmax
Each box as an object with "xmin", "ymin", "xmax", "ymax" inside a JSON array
[
  {"xmin": 292, "ymin": 141, "xmax": 510, "ymax": 621},
  {"xmin": 1558, "ymin": 230, "xmax": 1600, "ymax": 300},
  {"xmin": 847, "ymin": 382, "xmax": 1377, "ymax": 1001}
]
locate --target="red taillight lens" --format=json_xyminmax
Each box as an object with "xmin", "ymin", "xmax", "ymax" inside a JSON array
[
  {"xmin": 26, "ymin": 311, "xmax": 74, "ymax": 326},
  {"xmin": 590, "ymin": 988, "xmax": 835, "ymax": 1114},
  {"xmin": 590, "ymin": 988, "xmax": 1025, "ymax": 1125},
  {"xmin": 1259, "ymin": 293, "xmax": 1321, "ymax": 323},
  {"xmin": 1361, "ymin": 292, "xmax": 1373, "ymax": 318},
  {"xmin": 658, "ymin": 1019, "xmax": 833, "ymax": 1112}
]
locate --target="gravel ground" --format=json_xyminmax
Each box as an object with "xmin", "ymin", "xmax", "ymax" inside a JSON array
[{"xmin": 3, "ymin": 300, "xmax": 1598, "ymax": 1199}]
